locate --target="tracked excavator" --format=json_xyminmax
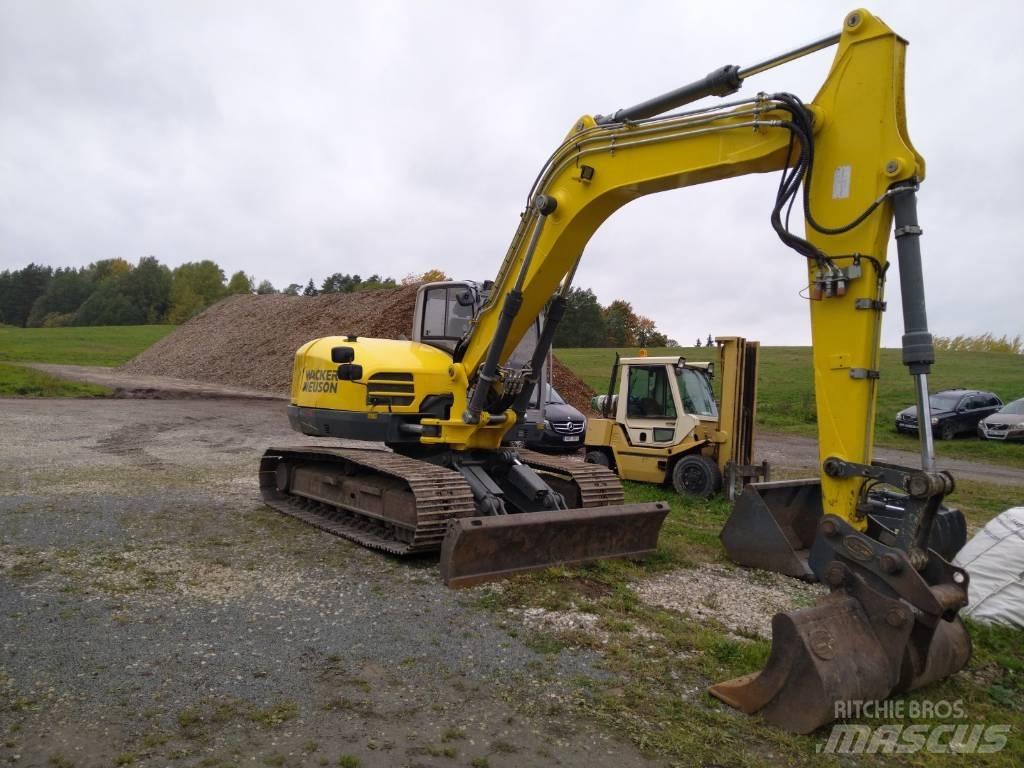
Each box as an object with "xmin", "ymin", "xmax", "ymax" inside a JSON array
[{"xmin": 261, "ymin": 9, "xmax": 971, "ymax": 733}]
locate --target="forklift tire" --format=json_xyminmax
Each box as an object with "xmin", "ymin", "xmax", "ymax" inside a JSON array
[
  {"xmin": 671, "ymin": 455, "xmax": 722, "ymax": 499},
  {"xmin": 585, "ymin": 450, "xmax": 611, "ymax": 468}
]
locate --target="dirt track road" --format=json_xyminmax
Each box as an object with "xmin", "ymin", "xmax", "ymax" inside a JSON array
[
  {"xmin": 759, "ymin": 431, "xmax": 1024, "ymax": 487},
  {"xmin": 0, "ymin": 397, "xmax": 657, "ymax": 768}
]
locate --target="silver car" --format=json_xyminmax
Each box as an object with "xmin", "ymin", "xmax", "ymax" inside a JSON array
[{"xmin": 978, "ymin": 397, "xmax": 1024, "ymax": 441}]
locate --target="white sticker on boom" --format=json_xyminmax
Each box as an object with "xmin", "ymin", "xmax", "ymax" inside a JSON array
[{"xmin": 832, "ymin": 165, "xmax": 852, "ymax": 199}]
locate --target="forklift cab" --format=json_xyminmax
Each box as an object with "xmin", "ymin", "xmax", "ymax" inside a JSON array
[{"xmin": 618, "ymin": 357, "xmax": 717, "ymax": 447}]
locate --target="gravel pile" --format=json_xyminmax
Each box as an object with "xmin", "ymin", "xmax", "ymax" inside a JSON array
[{"xmin": 121, "ymin": 287, "xmax": 598, "ymax": 413}]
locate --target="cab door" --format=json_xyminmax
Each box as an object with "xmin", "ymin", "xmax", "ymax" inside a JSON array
[{"xmin": 617, "ymin": 364, "xmax": 681, "ymax": 447}]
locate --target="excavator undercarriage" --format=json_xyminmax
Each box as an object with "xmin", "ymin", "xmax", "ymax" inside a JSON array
[{"xmin": 260, "ymin": 445, "xmax": 667, "ymax": 587}]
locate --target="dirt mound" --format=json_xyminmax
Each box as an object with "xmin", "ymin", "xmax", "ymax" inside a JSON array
[
  {"xmin": 121, "ymin": 286, "xmax": 421, "ymax": 392},
  {"xmin": 552, "ymin": 356, "xmax": 597, "ymax": 416},
  {"xmin": 121, "ymin": 287, "xmax": 597, "ymax": 414}
]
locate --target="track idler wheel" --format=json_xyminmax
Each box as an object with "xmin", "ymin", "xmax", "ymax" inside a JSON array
[{"xmin": 274, "ymin": 462, "xmax": 291, "ymax": 493}]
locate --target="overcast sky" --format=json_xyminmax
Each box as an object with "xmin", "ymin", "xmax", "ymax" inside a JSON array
[{"xmin": 1, "ymin": 1, "xmax": 1021, "ymax": 346}]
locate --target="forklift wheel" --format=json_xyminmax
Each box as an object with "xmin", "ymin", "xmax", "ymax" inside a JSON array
[
  {"xmin": 672, "ymin": 455, "xmax": 722, "ymax": 499},
  {"xmin": 585, "ymin": 450, "xmax": 611, "ymax": 468}
]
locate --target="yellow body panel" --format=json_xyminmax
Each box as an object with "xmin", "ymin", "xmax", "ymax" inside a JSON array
[
  {"xmin": 291, "ymin": 337, "xmax": 512, "ymax": 450},
  {"xmin": 292, "ymin": 10, "xmax": 923, "ymax": 525},
  {"xmin": 586, "ymin": 417, "xmax": 713, "ymax": 485}
]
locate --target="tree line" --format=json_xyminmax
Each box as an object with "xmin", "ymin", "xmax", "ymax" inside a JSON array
[
  {"xmin": 552, "ymin": 288, "xmax": 676, "ymax": 348},
  {"xmin": 0, "ymin": 260, "xmax": 675, "ymax": 346},
  {"xmin": 0, "ymin": 258, "xmax": 405, "ymax": 328}
]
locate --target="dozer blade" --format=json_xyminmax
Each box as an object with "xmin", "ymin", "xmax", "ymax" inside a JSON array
[
  {"xmin": 720, "ymin": 479, "xmax": 822, "ymax": 579},
  {"xmin": 439, "ymin": 502, "xmax": 669, "ymax": 588}
]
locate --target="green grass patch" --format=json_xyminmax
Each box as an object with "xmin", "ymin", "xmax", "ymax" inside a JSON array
[
  {"xmin": 0, "ymin": 363, "xmax": 110, "ymax": 397},
  {"xmin": 947, "ymin": 479, "xmax": 1024, "ymax": 528},
  {"xmin": 557, "ymin": 345, "xmax": 1024, "ymax": 468},
  {"xmin": 0, "ymin": 324, "xmax": 174, "ymax": 366}
]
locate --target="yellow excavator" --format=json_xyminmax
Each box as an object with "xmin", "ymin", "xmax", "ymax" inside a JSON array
[{"xmin": 260, "ymin": 9, "xmax": 971, "ymax": 733}]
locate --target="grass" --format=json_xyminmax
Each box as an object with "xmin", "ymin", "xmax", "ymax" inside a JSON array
[
  {"xmin": 0, "ymin": 324, "xmax": 173, "ymax": 398},
  {"xmin": 557, "ymin": 345, "xmax": 1024, "ymax": 467},
  {"xmin": 478, "ymin": 479, "xmax": 1024, "ymax": 767},
  {"xmin": 0, "ymin": 363, "xmax": 110, "ymax": 397},
  {"xmin": 949, "ymin": 478, "xmax": 1024, "ymax": 528},
  {"xmin": 0, "ymin": 324, "xmax": 174, "ymax": 366}
]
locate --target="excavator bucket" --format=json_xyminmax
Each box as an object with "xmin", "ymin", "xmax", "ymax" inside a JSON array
[
  {"xmin": 710, "ymin": 577, "xmax": 971, "ymax": 733},
  {"xmin": 720, "ymin": 480, "xmax": 969, "ymax": 580},
  {"xmin": 439, "ymin": 502, "xmax": 669, "ymax": 588},
  {"xmin": 720, "ymin": 479, "xmax": 822, "ymax": 579},
  {"xmin": 711, "ymin": 518, "xmax": 972, "ymax": 733},
  {"xmin": 710, "ymin": 594, "xmax": 904, "ymax": 733}
]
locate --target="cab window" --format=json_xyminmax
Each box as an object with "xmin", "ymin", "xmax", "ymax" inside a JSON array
[
  {"xmin": 421, "ymin": 286, "xmax": 473, "ymax": 340},
  {"xmin": 627, "ymin": 366, "xmax": 676, "ymax": 418},
  {"xmin": 676, "ymin": 367, "xmax": 718, "ymax": 418}
]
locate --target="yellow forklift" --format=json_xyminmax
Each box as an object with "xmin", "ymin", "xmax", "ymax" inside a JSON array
[{"xmin": 583, "ymin": 337, "xmax": 768, "ymax": 499}]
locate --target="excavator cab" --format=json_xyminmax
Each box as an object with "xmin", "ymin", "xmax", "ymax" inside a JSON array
[
  {"xmin": 585, "ymin": 337, "xmax": 768, "ymax": 499},
  {"xmin": 412, "ymin": 280, "xmax": 483, "ymax": 354}
]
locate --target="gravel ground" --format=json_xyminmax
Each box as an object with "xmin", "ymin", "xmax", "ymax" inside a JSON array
[
  {"xmin": 0, "ymin": 398, "xmax": 657, "ymax": 768},
  {"xmin": 633, "ymin": 565, "xmax": 826, "ymax": 640}
]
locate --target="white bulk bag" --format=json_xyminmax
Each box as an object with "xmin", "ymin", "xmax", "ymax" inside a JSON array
[{"xmin": 953, "ymin": 507, "xmax": 1024, "ymax": 627}]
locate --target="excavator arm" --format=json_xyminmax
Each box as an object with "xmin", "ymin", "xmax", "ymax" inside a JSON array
[{"xmin": 437, "ymin": 10, "xmax": 921, "ymax": 533}]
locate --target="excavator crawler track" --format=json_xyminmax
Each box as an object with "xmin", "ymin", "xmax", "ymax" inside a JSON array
[
  {"xmin": 260, "ymin": 446, "xmax": 476, "ymax": 555},
  {"xmin": 516, "ymin": 448, "xmax": 625, "ymax": 507}
]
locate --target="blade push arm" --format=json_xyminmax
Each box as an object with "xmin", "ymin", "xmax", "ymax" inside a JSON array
[{"xmin": 453, "ymin": 9, "xmax": 925, "ymax": 527}]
